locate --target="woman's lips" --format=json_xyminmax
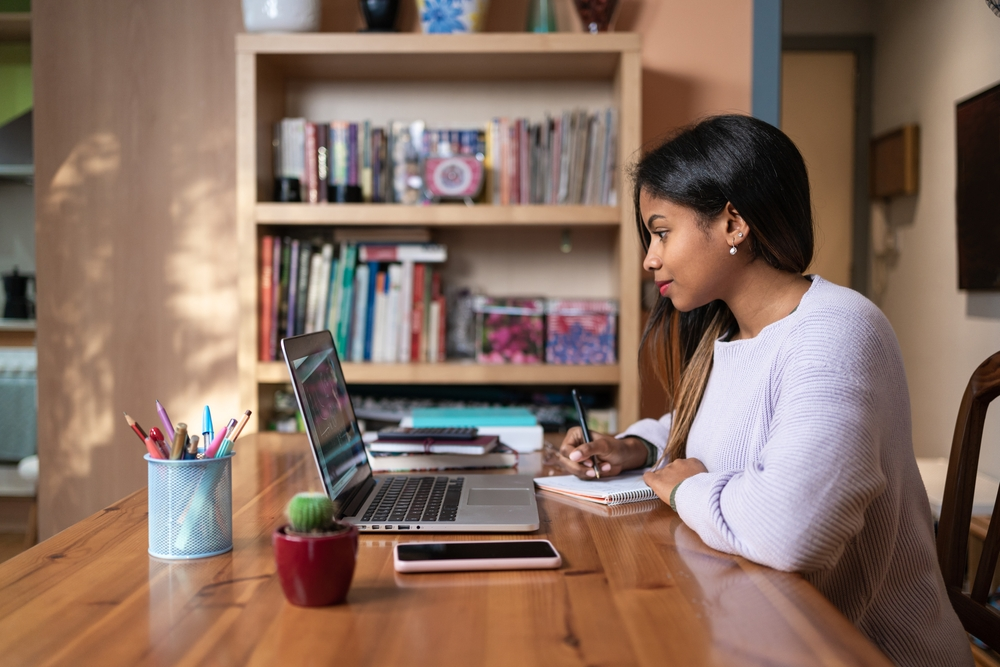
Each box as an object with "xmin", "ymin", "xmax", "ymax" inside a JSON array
[{"xmin": 656, "ymin": 281, "xmax": 673, "ymax": 296}]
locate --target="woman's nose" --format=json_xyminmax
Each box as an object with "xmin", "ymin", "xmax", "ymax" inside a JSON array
[{"xmin": 643, "ymin": 249, "xmax": 661, "ymax": 272}]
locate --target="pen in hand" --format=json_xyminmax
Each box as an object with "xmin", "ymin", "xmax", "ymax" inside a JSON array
[{"xmin": 571, "ymin": 388, "xmax": 600, "ymax": 479}]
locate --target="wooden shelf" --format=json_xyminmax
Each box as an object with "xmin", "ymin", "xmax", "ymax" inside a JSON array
[
  {"xmin": 0, "ymin": 13, "xmax": 29, "ymax": 41},
  {"xmin": 257, "ymin": 361, "xmax": 619, "ymax": 385},
  {"xmin": 238, "ymin": 33, "xmax": 639, "ymax": 82},
  {"xmin": 255, "ymin": 203, "xmax": 620, "ymax": 226}
]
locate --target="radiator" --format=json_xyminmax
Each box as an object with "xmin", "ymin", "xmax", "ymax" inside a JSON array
[{"xmin": 0, "ymin": 348, "xmax": 36, "ymax": 463}]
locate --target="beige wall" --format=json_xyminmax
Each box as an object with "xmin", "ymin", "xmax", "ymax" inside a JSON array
[
  {"xmin": 871, "ymin": 0, "xmax": 1000, "ymax": 474},
  {"xmin": 33, "ymin": 0, "xmax": 752, "ymax": 537}
]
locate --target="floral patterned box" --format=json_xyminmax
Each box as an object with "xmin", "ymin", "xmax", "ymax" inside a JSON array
[
  {"xmin": 474, "ymin": 296, "xmax": 545, "ymax": 364},
  {"xmin": 545, "ymin": 299, "xmax": 617, "ymax": 365}
]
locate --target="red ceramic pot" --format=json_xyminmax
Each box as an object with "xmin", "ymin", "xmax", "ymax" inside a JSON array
[{"xmin": 272, "ymin": 523, "xmax": 359, "ymax": 606}]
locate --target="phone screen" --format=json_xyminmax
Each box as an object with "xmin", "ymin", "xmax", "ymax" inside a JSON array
[{"xmin": 396, "ymin": 541, "xmax": 558, "ymax": 561}]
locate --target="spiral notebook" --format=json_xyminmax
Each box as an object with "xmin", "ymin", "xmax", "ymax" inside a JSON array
[{"xmin": 533, "ymin": 472, "xmax": 657, "ymax": 506}]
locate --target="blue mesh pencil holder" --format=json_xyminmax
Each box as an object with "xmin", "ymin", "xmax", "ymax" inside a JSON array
[{"xmin": 146, "ymin": 454, "xmax": 234, "ymax": 559}]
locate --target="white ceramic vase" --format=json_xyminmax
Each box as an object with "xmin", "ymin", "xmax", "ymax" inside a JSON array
[{"xmin": 242, "ymin": 0, "xmax": 321, "ymax": 32}]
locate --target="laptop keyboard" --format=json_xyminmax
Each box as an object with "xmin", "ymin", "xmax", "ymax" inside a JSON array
[{"xmin": 361, "ymin": 476, "xmax": 464, "ymax": 524}]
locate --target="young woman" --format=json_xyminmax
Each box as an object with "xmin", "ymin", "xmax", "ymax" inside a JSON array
[{"xmin": 556, "ymin": 115, "xmax": 971, "ymax": 667}]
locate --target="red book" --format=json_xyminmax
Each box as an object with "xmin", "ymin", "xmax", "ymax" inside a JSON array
[
  {"xmin": 411, "ymin": 263, "xmax": 425, "ymax": 362},
  {"xmin": 305, "ymin": 122, "xmax": 318, "ymax": 203},
  {"xmin": 259, "ymin": 235, "xmax": 274, "ymax": 361},
  {"xmin": 432, "ymin": 270, "xmax": 445, "ymax": 361}
]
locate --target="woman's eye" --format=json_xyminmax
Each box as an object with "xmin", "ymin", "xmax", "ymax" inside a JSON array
[{"xmin": 655, "ymin": 231, "xmax": 668, "ymax": 240}]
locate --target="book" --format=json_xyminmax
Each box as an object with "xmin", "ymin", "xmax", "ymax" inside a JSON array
[
  {"xmin": 363, "ymin": 261, "xmax": 378, "ymax": 361},
  {"xmin": 533, "ymin": 472, "xmax": 656, "ymax": 506},
  {"xmin": 384, "ymin": 263, "xmax": 402, "ymax": 361},
  {"xmin": 368, "ymin": 434, "xmax": 500, "ymax": 455},
  {"xmin": 411, "ymin": 263, "xmax": 426, "ymax": 362},
  {"xmin": 269, "ymin": 236, "xmax": 281, "ymax": 360},
  {"xmin": 317, "ymin": 122, "xmax": 328, "ymax": 203},
  {"xmin": 371, "ymin": 270, "xmax": 388, "ymax": 362},
  {"xmin": 350, "ymin": 263, "xmax": 370, "ymax": 362},
  {"xmin": 367, "ymin": 443, "xmax": 518, "ymax": 473},
  {"xmin": 400, "ymin": 416, "xmax": 543, "ymax": 452},
  {"xmin": 398, "ymin": 260, "xmax": 414, "ymax": 363},
  {"xmin": 277, "ymin": 238, "xmax": 292, "ymax": 340},
  {"xmin": 358, "ymin": 244, "xmax": 447, "ymax": 263},
  {"xmin": 286, "ymin": 239, "xmax": 299, "ymax": 337},
  {"xmin": 304, "ymin": 121, "xmax": 318, "ymax": 203},
  {"xmin": 259, "ymin": 235, "xmax": 274, "ymax": 361},
  {"xmin": 411, "ymin": 407, "xmax": 537, "ymax": 427}
]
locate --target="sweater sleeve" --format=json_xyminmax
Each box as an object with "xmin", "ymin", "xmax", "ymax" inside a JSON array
[
  {"xmin": 617, "ymin": 413, "xmax": 672, "ymax": 464},
  {"xmin": 674, "ymin": 358, "xmax": 888, "ymax": 573}
]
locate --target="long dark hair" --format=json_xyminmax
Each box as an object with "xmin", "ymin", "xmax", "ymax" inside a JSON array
[{"xmin": 633, "ymin": 114, "xmax": 814, "ymax": 462}]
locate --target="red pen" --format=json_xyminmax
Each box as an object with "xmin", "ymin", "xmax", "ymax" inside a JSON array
[{"xmin": 149, "ymin": 427, "xmax": 171, "ymax": 459}]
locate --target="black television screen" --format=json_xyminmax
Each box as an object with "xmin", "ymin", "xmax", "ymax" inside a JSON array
[{"xmin": 956, "ymin": 82, "xmax": 1000, "ymax": 290}]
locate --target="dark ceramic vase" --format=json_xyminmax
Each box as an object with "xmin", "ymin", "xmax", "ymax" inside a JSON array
[
  {"xmin": 273, "ymin": 524, "xmax": 359, "ymax": 606},
  {"xmin": 360, "ymin": 0, "xmax": 400, "ymax": 31}
]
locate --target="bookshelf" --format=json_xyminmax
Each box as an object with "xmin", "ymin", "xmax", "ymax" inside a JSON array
[{"xmin": 237, "ymin": 33, "xmax": 642, "ymax": 433}]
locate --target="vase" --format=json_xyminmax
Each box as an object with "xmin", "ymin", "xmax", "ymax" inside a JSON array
[
  {"xmin": 360, "ymin": 0, "xmax": 400, "ymax": 31},
  {"xmin": 572, "ymin": 0, "xmax": 619, "ymax": 33},
  {"xmin": 526, "ymin": 0, "xmax": 556, "ymax": 33},
  {"xmin": 273, "ymin": 524, "xmax": 359, "ymax": 606},
  {"xmin": 242, "ymin": 0, "xmax": 321, "ymax": 33},
  {"xmin": 417, "ymin": 0, "xmax": 490, "ymax": 34}
]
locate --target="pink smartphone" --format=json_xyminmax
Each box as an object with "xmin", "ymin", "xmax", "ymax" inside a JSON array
[{"xmin": 393, "ymin": 540, "xmax": 562, "ymax": 573}]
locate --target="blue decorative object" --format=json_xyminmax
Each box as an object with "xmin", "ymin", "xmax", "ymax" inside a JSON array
[{"xmin": 417, "ymin": 0, "xmax": 489, "ymax": 33}]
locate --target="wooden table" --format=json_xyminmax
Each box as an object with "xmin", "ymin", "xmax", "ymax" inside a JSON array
[{"xmin": 0, "ymin": 434, "xmax": 891, "ymax": 666}]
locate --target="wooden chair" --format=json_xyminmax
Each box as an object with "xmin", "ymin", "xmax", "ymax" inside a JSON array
[{"xmin": 938, "ymin": 352, "xmax": 1000, "ymax": 649}]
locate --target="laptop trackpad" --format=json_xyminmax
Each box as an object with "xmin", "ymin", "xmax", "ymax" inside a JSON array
[{"xmin": 466, "ymin": 489, "xmax": 532, "ymax": 506}]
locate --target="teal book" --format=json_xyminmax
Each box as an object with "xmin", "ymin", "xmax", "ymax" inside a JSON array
[{"xmin": 412, "ymin": 407, "xmax": 537, "ymax": 427}]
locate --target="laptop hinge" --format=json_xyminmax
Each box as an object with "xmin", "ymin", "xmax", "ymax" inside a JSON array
[{"xmin": 341, "ymin": 476, "xmax": 376, "ymax": 519}]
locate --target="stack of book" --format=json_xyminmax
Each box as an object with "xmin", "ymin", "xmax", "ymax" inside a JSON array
[
  {"xmin": 399, "ymin": 407, "xmax": 545, "ymax": 452},
  {"xmin": 271, "ymin": 108, "xmax": 617, "ymax": 206},
  {"xmin": 364, "ymin": 431, "xmax": 518, "ymax": 473},
  {"xmin": 259, "ymin": 237, "xmax": 448, "ymax": 363}
]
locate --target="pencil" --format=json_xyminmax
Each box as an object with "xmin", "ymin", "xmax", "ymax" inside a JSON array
[
  {"xmin": 229, "ymin": 410, "xmax": 252, "ymax": 443},
  {"xmin": 123, "ymin": 412, "xmax": 148, "ymax": 445},
  {"xmin": 170, "ymin": 423, "xmax": 188, "ymax": 460}
]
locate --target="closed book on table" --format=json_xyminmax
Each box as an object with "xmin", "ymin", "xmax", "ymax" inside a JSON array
[
  {"xmin": 368, "ymin": 435, "xmax": 500, "ymax": 455},
  {"xmin": 412, "ymin": 407, "xmax": 537, "ymax": 427},
  {"xmin": 367, "ymin": 444, "xmax": 518, "ymax": 473}
]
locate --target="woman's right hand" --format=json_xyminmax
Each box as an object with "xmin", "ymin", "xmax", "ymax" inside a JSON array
[{"xmin": 552, "ymin": 427, "xmax": 650, "ymax": 479}]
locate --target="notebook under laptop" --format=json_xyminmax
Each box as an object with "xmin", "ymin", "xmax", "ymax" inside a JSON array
[{"xmin": 281, "ymin": 331, "xmax": 540, "ymax": 533}]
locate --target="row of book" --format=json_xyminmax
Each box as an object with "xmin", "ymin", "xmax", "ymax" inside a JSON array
[
  {"xmin": 272, "ymin": 108, "xmax": 617, "ymax": 206},
  {"xmin": 259, "ymin": 236, "xmax": 448, "ymax": 364}
]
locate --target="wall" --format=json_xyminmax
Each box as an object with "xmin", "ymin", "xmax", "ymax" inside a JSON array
[
  {"xmin": 782, "ymin": 0, "xmax": 874, "ymax": 36},
  {"xmin": 33, "ymin": 0, "xmax": 751, "ymax": 537},
  {"xmin": 33, "ymin": 0, "xmax": 242, "ymax": 539},
  {"xmin": 871, "ymin": 0, "xmax": 1000, "ymax": 473}
]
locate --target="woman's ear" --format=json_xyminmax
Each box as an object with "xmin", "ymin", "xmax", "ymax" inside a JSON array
[{"xmin": 725, "ymin": 202, "xmax": 750, "ymax": 248}]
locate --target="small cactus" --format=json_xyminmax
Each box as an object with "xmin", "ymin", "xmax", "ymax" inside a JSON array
[{"xmin": 286, "ymin": 492, "xmax": 336, "ymax": 534}]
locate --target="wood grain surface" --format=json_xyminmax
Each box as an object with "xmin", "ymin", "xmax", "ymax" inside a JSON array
[{"xmin": 0, "ymin": 433, "xmax": 891, "ymax": 666}]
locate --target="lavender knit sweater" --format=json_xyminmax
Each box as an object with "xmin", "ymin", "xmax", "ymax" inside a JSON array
[{"xmin": 621, "ymin": 277, "xmax": 971, "ymax": 667}]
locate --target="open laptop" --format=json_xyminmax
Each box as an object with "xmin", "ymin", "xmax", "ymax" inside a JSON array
[{"xmin": 281, "ymin": 331, "xmax": 539, "ymax": 533}]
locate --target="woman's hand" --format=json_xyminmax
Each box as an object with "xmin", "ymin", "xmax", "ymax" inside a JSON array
[
  {"xmin": 552, "ymin": 427, "xmax": 649, "ymax": 479},
  {"xmin": 643, "ymin": 458, "xmax": 708, "ymax": 506}
]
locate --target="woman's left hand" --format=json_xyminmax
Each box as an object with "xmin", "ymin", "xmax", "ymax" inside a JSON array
[{"xmin": 643, "ymin": 458, "xmax": 708, "ymax": 505}]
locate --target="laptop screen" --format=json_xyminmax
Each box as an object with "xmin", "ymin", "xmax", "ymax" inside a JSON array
[{"xmin": 284, "ymin": 333, "xmax": 371, "ymax": 512}]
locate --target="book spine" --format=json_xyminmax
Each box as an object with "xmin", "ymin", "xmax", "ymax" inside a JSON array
[
  {"xmin": 520, "ymin": 118, "xmax": 530, "ymax": 205},
  {"xmin": 337, "ymin": 244, "xmax": 357, "ymax": 353},
  {"xmin": 330, "ymin": 122, "xmax": 348, "ymax": 186},
  {"xmin": 364, "ymin": 261, "xmax": 379, "ymax": 361},
  {"xmin": 313, "ymin": 243, "xmax": 333, "ymax": 332},
  {"xmin": 303, "ymin": 249, "xmax": 322, "ymax": 334},
  {"xmin": 295, "ymin": 241, "xmax": 311, "ymax": 336},
  {"xmin": 277, "ymin": 237, "xmax": 292, "ymax": 340},
  {"xmin": 384, "ymin": 264, "xmax": 402, "ymax": 362},
  {"xmin": 371, "ymin": 128, "xmax": 383, "ymax": 203},
  {"xmin": 286, "ymin": 240, "xmax": 299, "ymax": 338},
  {"xmin": 361, "ymin": 120, "xmax": 372, "ymax": 201},
  {"xmin": 305, "ymin": 122, "xmax": 318, "ymax": 203},
  {"xmin": 259, "ymin": 235, "xmax": 273, "ymax": 361},
  {"xmin": 351, "ymin": 264, "xmax": 370, "ymax": 362},
  {"xmin": 433, "ymin": 270, "xmax": 445, "ymax": 362},
  {"xmin": 372, "ymin": 270, "xmax": 388, "ymax": 362},
  {"xmin": 317, "ymin": 123, "xmax": 329, "ymax": 203},
  {"xmin": 411, "ymin": 263, "xmax": 425, "ymax": 362},
  {"xmin": 269, "ymin": 236, "xmax": 281, "ymax": 360},
  {"xmin": 348, "ymin": 122, "xmax": 359, "ymax": 187},
  {"xmin": 327, "ymin": 242, "xmax": 346, "ymax": 333},
  {"xmin": 398, "ymin": 260, "xmax": 414, "ymax": 363},
  {"xmin": 358, "ymin": 244, "xmax": 447, "ymax": 263}
]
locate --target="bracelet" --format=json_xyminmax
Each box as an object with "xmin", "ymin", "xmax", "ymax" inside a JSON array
[{"xmin": 669, "ymin": 481, "xmax": 682, "ymax": 512}]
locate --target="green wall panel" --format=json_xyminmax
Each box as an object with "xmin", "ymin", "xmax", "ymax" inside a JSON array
[{"xmin": 0, "ymin": 42, "xmax": 31, "ymax": 127}]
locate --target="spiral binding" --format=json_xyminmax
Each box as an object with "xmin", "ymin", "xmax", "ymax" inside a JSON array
[{"xmin": 606, "ymin": 487, "xmax": 658, "ymax": 506}]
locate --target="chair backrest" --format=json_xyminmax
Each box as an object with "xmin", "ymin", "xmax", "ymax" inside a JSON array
[{"xmin": 938, "ymin": 352, "xmax": 1000, "ymax": 648}]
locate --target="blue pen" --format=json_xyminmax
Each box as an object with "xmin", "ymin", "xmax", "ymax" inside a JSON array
[{"xmin": 201, "ymin": 405, "xmax": 213, "ymax": 456}]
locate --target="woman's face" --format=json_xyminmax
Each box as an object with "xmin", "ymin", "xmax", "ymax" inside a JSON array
[{"xmin": 640, "ymin": 190, "xmax": 742, "ymax": 312}]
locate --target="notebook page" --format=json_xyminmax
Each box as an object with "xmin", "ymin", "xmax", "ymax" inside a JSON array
[{"xmin": 533, "ymin": 472, "xmax": 656, "ymax": 505}]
